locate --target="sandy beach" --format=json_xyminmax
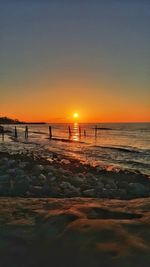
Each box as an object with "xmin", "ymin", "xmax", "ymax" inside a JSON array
[{"xmin": 0, "ymin": 197, "xmax": 150, "ymax": 267}]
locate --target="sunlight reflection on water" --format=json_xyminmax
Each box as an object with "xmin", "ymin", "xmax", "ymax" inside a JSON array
[
  {"xmin": 72, "ymin": 123, "xmax": 79, "ymax": 142},
  {"xmin": 0, "ymin": 123, "xmax": 150, "ymax": 175}
]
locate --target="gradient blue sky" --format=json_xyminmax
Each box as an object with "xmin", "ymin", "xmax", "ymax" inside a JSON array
[{"xmin": 0, "ymin": 0, "xmax": 150, "ymax": 122}]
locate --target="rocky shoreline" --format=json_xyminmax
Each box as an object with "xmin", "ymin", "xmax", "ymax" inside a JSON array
[{"xmin": 0, "ymin": 151, "xmax": 150, "ymax": 199}]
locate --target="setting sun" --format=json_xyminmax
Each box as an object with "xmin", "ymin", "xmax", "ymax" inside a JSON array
[{"xmin": 73, "ymin": 113, "xmax": 79, "ymax": 119}]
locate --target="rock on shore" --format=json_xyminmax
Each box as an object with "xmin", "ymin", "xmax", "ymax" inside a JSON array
[{"xmin": 0, "ymin": 152, "xmax": 150, "ymax": 199}]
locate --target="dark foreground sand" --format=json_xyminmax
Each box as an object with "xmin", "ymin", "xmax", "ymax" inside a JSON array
[{"xmin": 0, "ymin": 197, "xmax": 150, "ymax": 267}]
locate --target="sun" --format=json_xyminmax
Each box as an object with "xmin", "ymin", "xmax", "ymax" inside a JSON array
[{"xmin": 73, "ymin": 113, "xmax": 79, "ymax": 119}]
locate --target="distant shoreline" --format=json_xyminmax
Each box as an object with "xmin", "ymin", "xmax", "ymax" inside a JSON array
[
  {"xmin": 0, "ymin": 116, "xmax": 150, "ymax": 125},
  {"xmin": 0, "ymin": 117, "xmax": 46, "ymax": 125},
  {"xmin": 0, "ymin": 122, "xmax": 46, "ymax": 125}
]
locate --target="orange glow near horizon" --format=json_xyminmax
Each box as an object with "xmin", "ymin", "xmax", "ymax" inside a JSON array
[
  {"xmin": 1, "ymin": 104, "xmax": 150, "ymax": 123},
  {"xmin": 1, "ymin": 112, "xmax": 150, "ymax": 123},
  {"xmin": 1, "ymin": 77, "xmax": 150, "ymax": 123}
]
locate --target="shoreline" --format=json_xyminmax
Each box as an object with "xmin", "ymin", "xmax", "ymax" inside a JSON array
[
  {"xmin": 1, "ymin": 122, "xmax": 150, "ymax": 176},
  {"xmin": 0, "ymin": 150, "xmax": 150, "ymax": 199}
]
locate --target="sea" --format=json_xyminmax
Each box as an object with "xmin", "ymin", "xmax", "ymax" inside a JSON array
[{"xmin": 0, "ymin": 123, "xmax": 150, "ymax": 176}]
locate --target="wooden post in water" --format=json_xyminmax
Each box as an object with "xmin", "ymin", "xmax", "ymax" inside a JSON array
[
  {"xmin": 68, "ymin": 126, "xmax": 72, "ymax": 138},
  {"xmin": 25, "ymin": 126, "xmax": 28, "ymax": 139},
  {"xmin": 49, "ymin": 126, "xmax": 52, "ymax": 139},
  {"xmin": 1, "ymin": 126, "xmax": 4, "ymax": 141},
  {"xmin": 84, "ymin": 130, "xmax": 86, "ymax": 137},
  {"xmin": 95, "ymin": 125, "xmax": 97, "ymax": 138},
  {"xmin": 15, "ymin": 126, "xmax": 18, "ymax": 138},
  {"xmin": 79, "ymin": 126, "xmax": 81, "ymax": 138}
]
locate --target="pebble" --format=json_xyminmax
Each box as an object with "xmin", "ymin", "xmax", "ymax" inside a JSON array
[
  {"xmin": 97, "ymin": 181, "xmax": 104, "ymax": 189},
  {"xmin": 33, "ymin": 164, "xmax": 44, "ymax": 173},
  {"xmin": 83, "ymin": 189, "xmax": 95, "ymax": 197},
  {"xmin": 50, "ymin": 176, "xmax": 57, "ymax": 182},
  {"xmin": 105, "ymin": 184, "xmax": 112, "ymax": 189},
  {"xmin": 47, "ymin": 172, "xmax": 53, "ymax": 178},
  {"xmin": 71, "ymin": 176, "xmax": 85, "ymax": 187},
  {"xmin": 19, "ymin": 162, "xmax": 27, "ymax": 168},
  {"xmin": 128, "ymin": 183, "xmax": 148, "ymax": 196},
  {"xmin": 39, "ymin": 174, "xmax": 47, "ymax": 181}
]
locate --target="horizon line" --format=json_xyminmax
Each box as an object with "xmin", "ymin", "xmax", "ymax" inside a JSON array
[
  {"xmin": 1, "ymin": 121, "xmax": 150, "ymax": 125},
  {"xmin": 1, "ymin": 116, "xmax": 149, "ymax": 124}
]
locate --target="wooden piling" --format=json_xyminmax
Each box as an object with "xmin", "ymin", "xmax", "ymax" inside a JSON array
[
  {"xmin": 79, "ymin": 126, "xmax": 81, "ymax": 138},
  {"xmin": 68, "ymin": 126, "xmax": 72, "ymax": 138},
  {"xmin": 49, "ymin": 126, "xmax": 52, "ymax": 139},
  {"xmin": 25, "ymin": 126, "xmax": 28, "ymax": 139},
  {"xmin": 95, "ymin": 125, "xmax": 97, "ymax": 137},
  {"xmin": 15, "ymin": 126, "xmax": 18, "ymax": 138},
  {"xmin": 1, "ymin": 126, "xmax": 4, "ymax": 141},
  {"xmin": 84, "ymin": 130, "xmax": 86, "ymax": 137}
]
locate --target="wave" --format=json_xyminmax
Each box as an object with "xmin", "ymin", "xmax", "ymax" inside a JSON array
[
  {"xmin": 91, "ymin": 145, "xmax": 142, "ymax": 153},
  {"xmin": 118, "ymin": 160, "xmax": 150, "ymax": 168}
]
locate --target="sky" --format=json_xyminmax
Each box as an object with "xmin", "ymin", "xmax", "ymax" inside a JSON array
[{"xmin": 0, "ymin": 0, "xmax": 150, "ymax": 122}]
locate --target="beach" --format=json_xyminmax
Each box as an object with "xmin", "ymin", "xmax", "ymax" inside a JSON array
[
  {"xmin": 0, "ymin": 124, "xmax": 150, "ymax": 267},
  {"xmin": 1, "ymin": 0, "xmax": 150, "ymax": 265}
]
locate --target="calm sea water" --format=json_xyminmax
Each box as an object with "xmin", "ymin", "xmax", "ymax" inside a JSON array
[{"xmin": 0, "ymin": 123, "xmax": 150, "ymax": 175}]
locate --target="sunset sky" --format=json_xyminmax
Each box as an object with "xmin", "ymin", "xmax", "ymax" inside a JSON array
[{"xmin": 0, "ymin": 0, "xmax": 150, "ymax": 122}]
